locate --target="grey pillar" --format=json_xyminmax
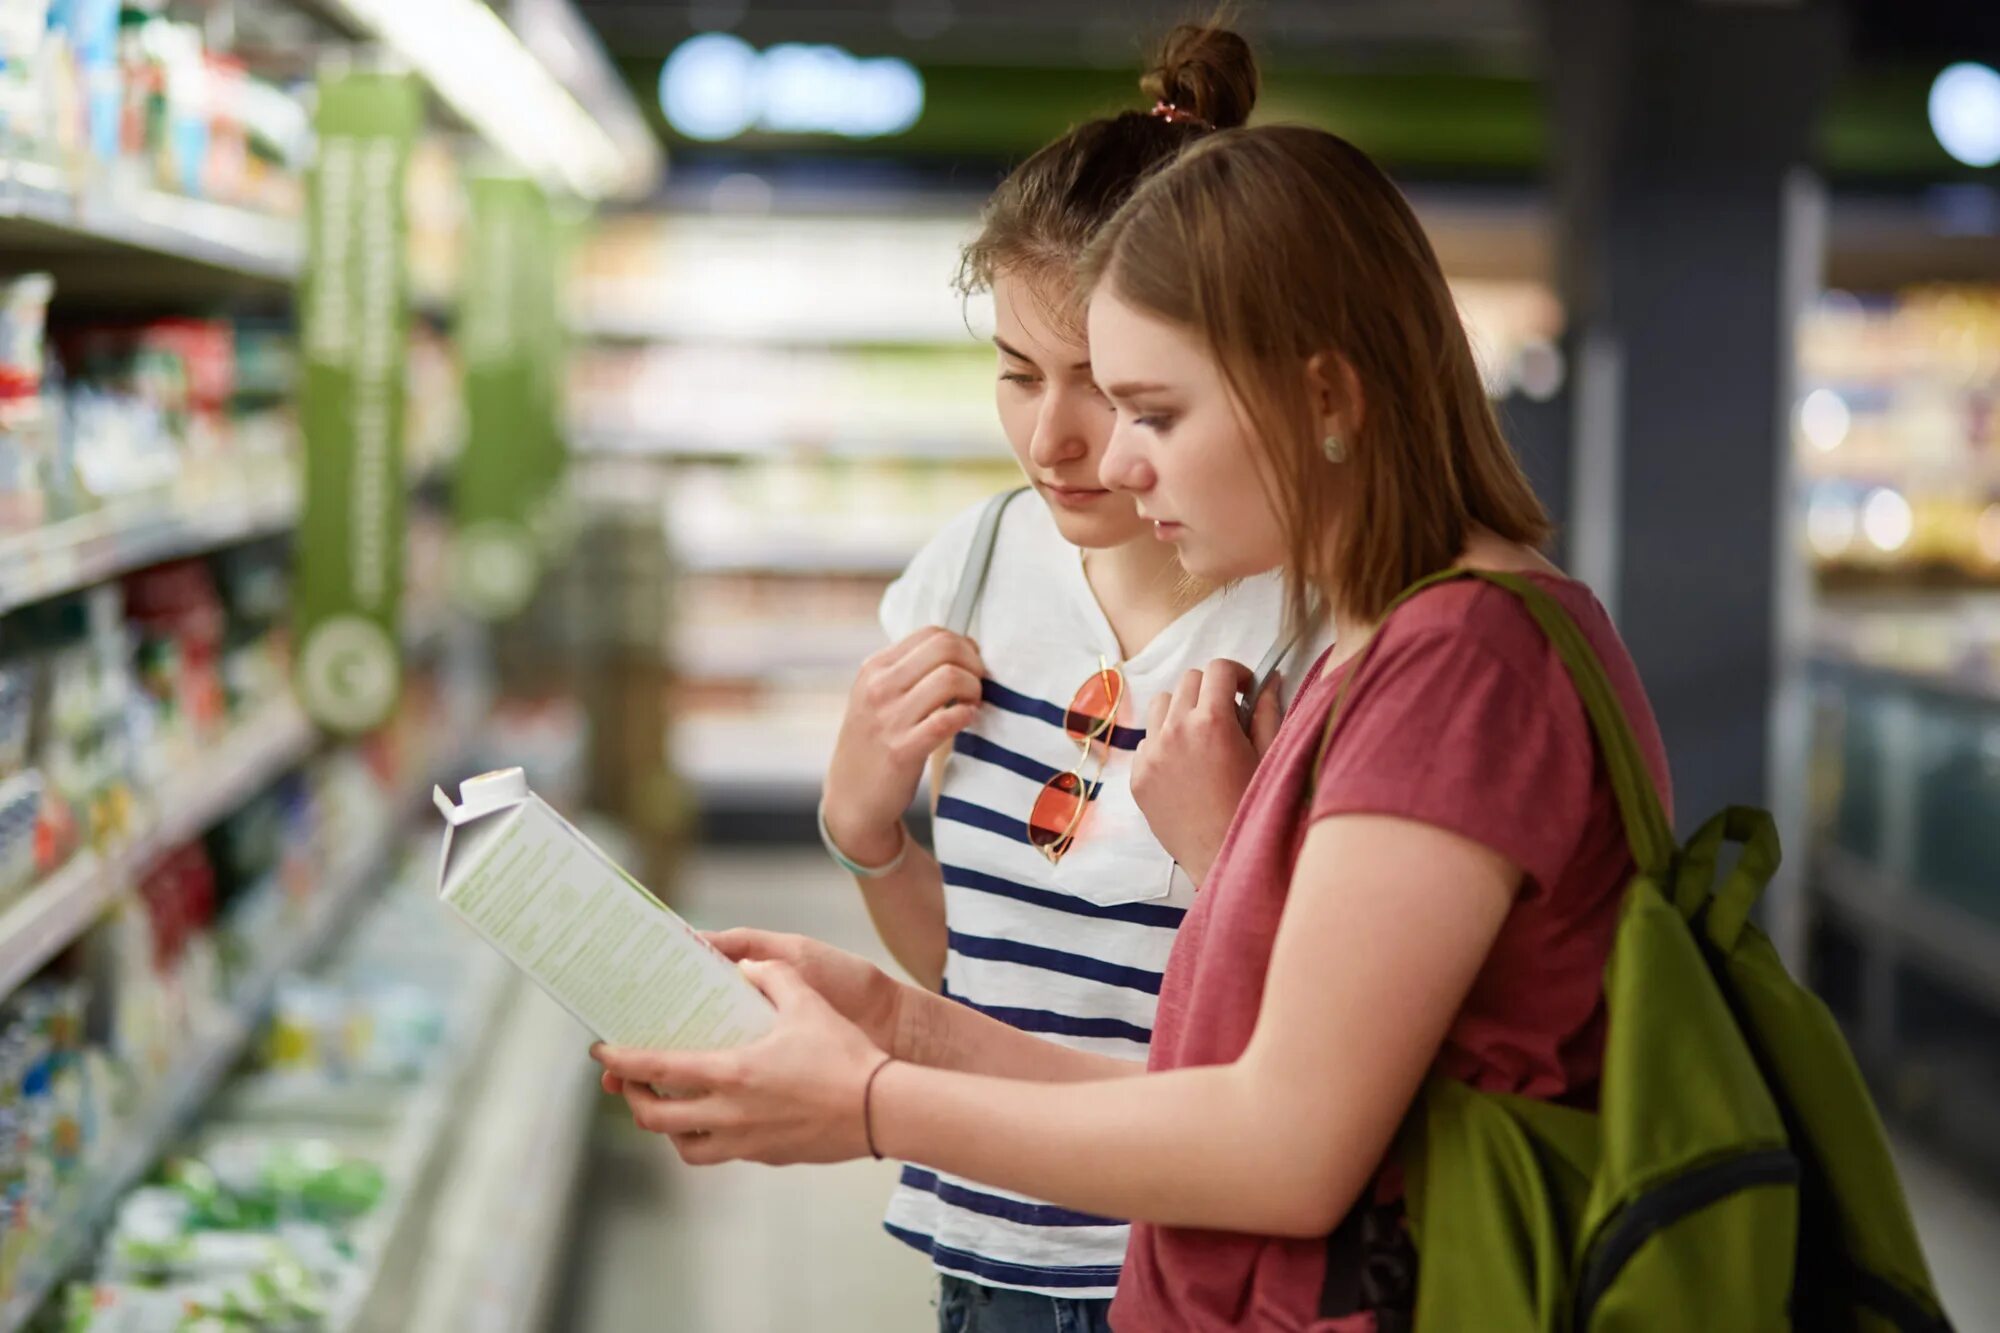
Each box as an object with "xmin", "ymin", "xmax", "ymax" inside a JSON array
[
  {"xmin": 1544, "ymin": 0, "xmax": 1840, "ymax": 960},
  {"xmin": 1541, "ymin": 0, "xmax": 1841, "ymax": 965}
]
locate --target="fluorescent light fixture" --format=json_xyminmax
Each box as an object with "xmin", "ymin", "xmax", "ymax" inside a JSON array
[
  {"xmin": 659, "ymin": 32, "xmax": 924, "ymax": 141},
  {"xmin": 331, "ymin": 0, "xmax": 632, "ymax": 198},
  {"xmin": 1930, "ymin": 61, "xmax": 2000, "ymax": 169}
]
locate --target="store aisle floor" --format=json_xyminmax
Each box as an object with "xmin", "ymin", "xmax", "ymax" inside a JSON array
[{"xmin": 555, "ymin": 849, "xmax": 2000, "ymax": 1333}]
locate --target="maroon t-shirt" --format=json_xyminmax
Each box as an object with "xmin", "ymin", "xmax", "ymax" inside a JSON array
[{"xmin": 1110, "ymin": 573, "xmax": 1671, "ymax": 1332}]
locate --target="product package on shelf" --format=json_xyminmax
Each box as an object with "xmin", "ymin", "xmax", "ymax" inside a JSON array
[
  {"xmin": 0, "ymin": 276, "xmax": 57, "ymax": 539},
  {"xmin": 0, "ymin": 977, "xmax": 103, "ymax": 1298},
  {"xmin": 1799, "ymin": 285, "xmax": 2000, "ymax": 590},
  {"xmin": 52, "ymin": 315, "xmax": 294, "ymax": 524},
  {"xmin": 1, "ymin": 0, "xmax": 309, "ymax": 218},
  {"xmin": 6, "ymin": 585, "xmax": 142, "ymax": 871},
  {"xmin": 0, "ymin": 539, "xmax": 295, "ymax": 917},
  {"xmin": 52, "ymin": 844, "xmax": 510, "ymax": 1332}
]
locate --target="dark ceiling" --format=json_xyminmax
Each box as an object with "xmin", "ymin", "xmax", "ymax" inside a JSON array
[
  {"xmin": 570, "ymin": 1, "xmax": 2000, "ymax": 182},
  {"xmin": 572, "ymin": 0, "xmax": 2000, "ymax": 69}
]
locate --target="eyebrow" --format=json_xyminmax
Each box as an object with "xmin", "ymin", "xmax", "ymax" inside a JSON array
[
  {"xmin": 993, "ymin": 336, "xmax": 1092, "ymax": 374},
  {"xmin": 1100, "ymin": 381, "xmax": 1173, "ymax": 398}
]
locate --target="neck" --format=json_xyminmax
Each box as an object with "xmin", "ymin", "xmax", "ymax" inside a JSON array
[{"xmin": 1080, "ymin": 533, "xmax": 1194, "ymax": 658}]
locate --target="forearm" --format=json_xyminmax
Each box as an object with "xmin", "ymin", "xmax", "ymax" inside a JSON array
[
  {"xmin": 893, "ymin": 983, "xmax": 1142, "ymax": 1083},
  {"xmin": 848, "ymin": 841, "xmax": 949, "ymax": 990},
  {"xmin": 870, "ymin": 1059, "xmax": 1353, "ymax": 1236}
]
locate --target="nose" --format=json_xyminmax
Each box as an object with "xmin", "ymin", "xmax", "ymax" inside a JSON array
[
  {"xmin": 1027, "ymin": 382, "xmax": 1098, "ymax": 472},
  {"xmin": 1098, "ymin": 417, "xmax": 1156, "ymax": 496}
]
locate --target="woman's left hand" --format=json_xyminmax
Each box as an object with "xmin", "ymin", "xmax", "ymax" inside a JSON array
[
  {"xmin": 591, "ymin": 959, "xmax": 888, "ymax": 1167},
  {"xmin": 1131, "ymin": 659, "xmax": 1282, "ymax": 886}
]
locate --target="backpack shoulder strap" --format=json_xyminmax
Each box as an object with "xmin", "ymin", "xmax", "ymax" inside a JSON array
[
  {"xmin": 1308, "ymin": 568, "xmax": 1674, "ymax": 881},
  {"xmin": 943, "ymin": 486, "xmax": 1029, "ymax": 636},
  {"xmin": 1239, "ymin": 601, "xmax": 1324, "ymax": 731}
]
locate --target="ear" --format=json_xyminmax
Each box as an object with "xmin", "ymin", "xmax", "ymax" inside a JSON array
[{"xmin": 1305, "ymin": 352, "xmax": 1365, "ymax": 444}]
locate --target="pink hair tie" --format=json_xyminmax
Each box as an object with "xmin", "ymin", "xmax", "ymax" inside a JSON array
[{"xmin": 1149, "ymin": 100, "xmax": 1213, "ymax": 130}]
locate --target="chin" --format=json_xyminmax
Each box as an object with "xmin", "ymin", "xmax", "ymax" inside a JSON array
[
  {"xmin": 1178, "ymin": 540, "xmax": 1279, "ymax": 584},
  {"xmin": 1042, "ymin": 502, "xmax": 1149, "ymax": 550}
]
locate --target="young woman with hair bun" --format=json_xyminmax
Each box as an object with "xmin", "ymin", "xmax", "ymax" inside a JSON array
[{"xmin": 798, "ymin": 24, "xmax": 1325, "ymax": 1333}]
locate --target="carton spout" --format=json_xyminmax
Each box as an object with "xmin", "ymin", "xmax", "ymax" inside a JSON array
[{"xmin": 434, "ymin": 768, "xmax": 531, "ymax": 827}]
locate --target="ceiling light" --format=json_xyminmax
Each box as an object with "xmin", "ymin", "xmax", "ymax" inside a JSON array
[
  {"xmin": 331, "ymin": 0, "xmax": 632, "ymax": 198},
  {"xmin": 659, "ymin": 33, "xmax": 924, "ymax": 142},
  {"xmin": 1930, "ymin": 62, "xmax": 2000, "ymax": 169}
]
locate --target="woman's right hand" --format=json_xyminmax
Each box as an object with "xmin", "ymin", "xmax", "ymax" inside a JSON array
[
  {"xmin": 704, "ymin": 929, "xmax": 907, "ymax": 1054},
  {"xmin": 821, "ymin": 627, "xmax": 985, "ymax": 865}
]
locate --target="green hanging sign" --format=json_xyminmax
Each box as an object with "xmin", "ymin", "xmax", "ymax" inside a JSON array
[
  {"xmin": 454, "ymin": 175, "xmax": 562, "ymax": 620},
  {"xmin": 294, "ymin": 70, "xmax": 421, "ymax": 736}
]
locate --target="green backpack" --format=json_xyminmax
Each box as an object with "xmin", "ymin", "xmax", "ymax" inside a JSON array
[{"xmin": 1315, "ymin": 569, "xmax": 1954, "ymax": 1333}]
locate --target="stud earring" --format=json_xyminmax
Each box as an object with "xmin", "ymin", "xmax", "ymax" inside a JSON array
[{"xmin": 1322, "ymin": 433, "xmax": 1346, "ymax": 463}]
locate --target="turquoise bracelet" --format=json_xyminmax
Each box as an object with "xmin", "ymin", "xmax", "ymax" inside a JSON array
[{"xmin": 817, "ymin": 800, "xmax": 910, "ymax": 879}]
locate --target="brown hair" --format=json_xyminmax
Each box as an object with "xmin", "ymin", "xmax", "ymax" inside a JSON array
[
  {"xmin": 1080, "ymin": 125, "xmax": 1552, "ymax": 628},
  {"xmin": 955, "ymin": 22, "xmax": 1258, "ymax": 331}
]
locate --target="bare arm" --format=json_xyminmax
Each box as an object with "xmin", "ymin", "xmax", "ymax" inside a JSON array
[
  {"xmin": 822, "ymin": 630, "xmax": 984, "ymax": 989},
  {"xmin": 894, "ymin": 980, "xmax": 1144, "ymax": 1083},
  {"xmin": 605, "ymin": 813, "xmax": 1516, "ymax": 1237},
  {"xmin": 871, "ymin": 816, "xmax": 1513, "ymax": 1232},
  {"xmin": 703, "ymin": 928, "xmax": 1141, "ymax": 1083},
  {"xmin": 846, "ymin": 840, "xmax": 949, "ymax": 990}
]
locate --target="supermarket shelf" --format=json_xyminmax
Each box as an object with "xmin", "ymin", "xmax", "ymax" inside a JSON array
[
  {"xmin": 1813, "ymin": 847, "xmax": 2000, "ymax": 1012},
  {"xmin": 570, "ymin": 310, "xmax": 973, "ymax": 348},
  {"xmin": 1807, "ymin": 651, "xmax": 2000, "ymax": 713},
  {"xmin": 323, "ymin": 957, "xmax": 515, "ymax": 1332},
  {"xmin": 398, "ymin": 987, "xmax": 596, "ymax": 1333},
  {"xmin": 576, "ymin": 425, "xmax": 997, "ymax": 463},
  {"xmin": 0, "ymin": 489, "xmax": 299, "ymax": 618},
  {"xmin": 0, "ymin": 746, "xmax": 453, "ymax": 1333},
  {"xmin": 676, "ymin": 714, "xmax": 830, "ymax": 805},
  {"xmin": 672, "ymin": 620, "xmax": 882, "ymax": 679},
  {"xmin": 0, "ymin": 157, "xmax": 299, "ymax": 285},
  {"xmin": 0, "ymin": 699, "xmax": 317, "ymax": 1002},
  {"xmin": 677, "ymin": 539, "xmax": 918, "ymax": 577}
]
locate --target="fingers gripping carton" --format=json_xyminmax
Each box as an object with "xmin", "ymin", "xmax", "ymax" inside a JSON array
[{"xmin": 434, "ymin": 769, "xmax": 772, "ymax": 1050}]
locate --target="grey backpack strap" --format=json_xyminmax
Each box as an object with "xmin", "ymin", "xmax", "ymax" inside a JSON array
[
  {"xmin": 1240, "ymin": 633, "xmax": 1297, "ymax": 731},
  {"xmin": 1239, "ymin": 601, "xmax": 1327, "ymax": 730},
  {"xmin": 944, "ymin": 487, "xmax": 1029, "ymax": 636}
]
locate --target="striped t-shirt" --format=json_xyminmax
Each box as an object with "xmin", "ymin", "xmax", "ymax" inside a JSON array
[{"xmin": 877, "ymin": 492, "xmax": 1332, "ymax": 1300}]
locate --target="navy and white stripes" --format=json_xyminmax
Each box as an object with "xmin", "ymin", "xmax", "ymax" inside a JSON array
[{"xmin": 875, "ymin": 491, "xmax": 1323, "ymax": 1300}]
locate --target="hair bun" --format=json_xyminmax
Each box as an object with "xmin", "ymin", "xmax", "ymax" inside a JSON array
[{"xmin": 1139, "ymin": 24, "xmax": 1259, "ymax": 131}]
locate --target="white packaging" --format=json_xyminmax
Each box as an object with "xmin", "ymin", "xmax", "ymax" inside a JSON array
[{"xmin": 433, "ymin": 768, "xmax": 772, "ymax": 1050}]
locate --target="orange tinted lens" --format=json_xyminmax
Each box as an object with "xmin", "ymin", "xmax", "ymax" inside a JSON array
[
  {"xmin": 1063, "ymin": 668, "xmax": 1122, "ymax": 743},
  {"xmin": 1028, "ymin": 771, "xmax": 1086, "ymax": 853}
]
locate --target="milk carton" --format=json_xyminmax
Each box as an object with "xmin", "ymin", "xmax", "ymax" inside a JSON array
[{"xmin": 433, "ymin": 768, "xmax": 773, "ymax": 1050}]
